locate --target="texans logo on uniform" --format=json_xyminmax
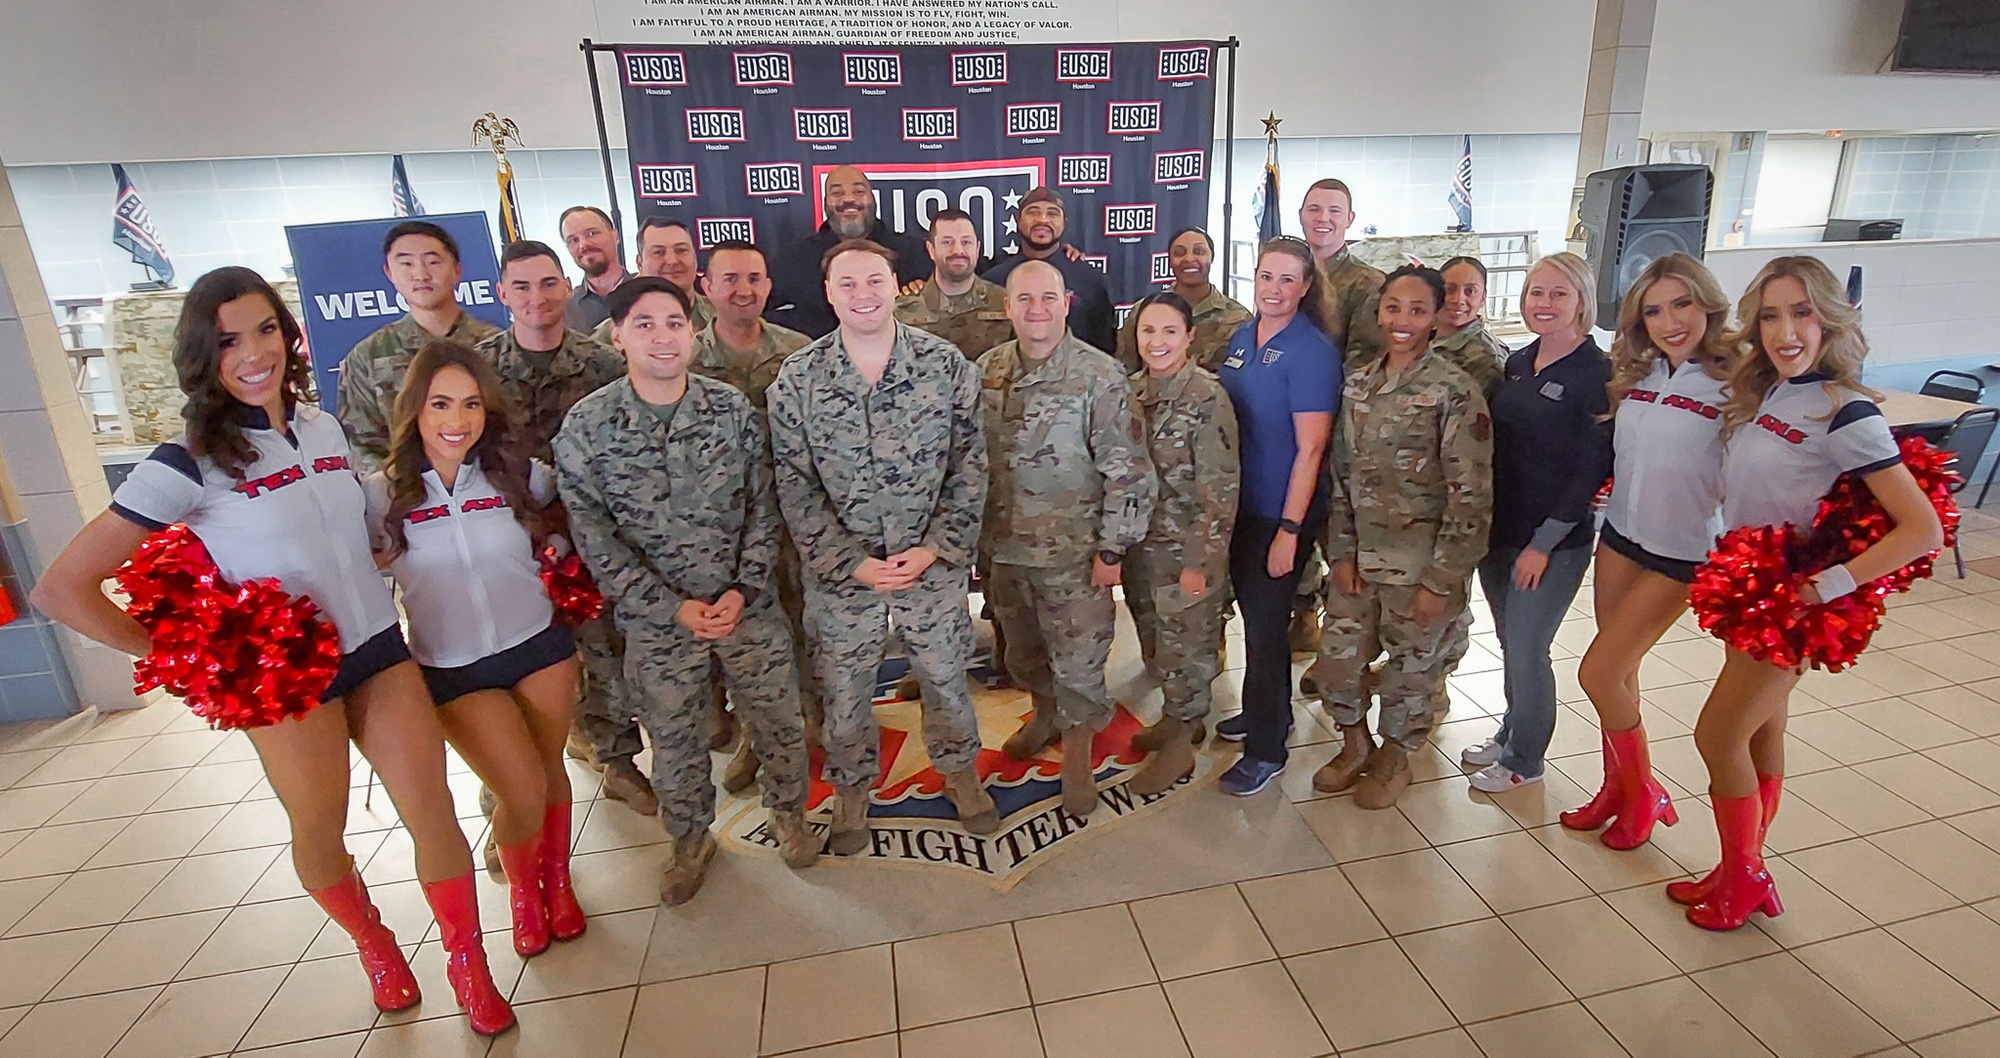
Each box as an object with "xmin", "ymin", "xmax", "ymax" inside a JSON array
[
  {"xmin": 1157, "ymin": 46, "xmax": 1211, "ymax": 80},
  {"xmin": 1104, "ymin": 203, "xmax": 1157, "ymax": 238},
  {"xmin": 733, "ymin": 51, "xmax": 793, "ymax": 86},
  {"xmin": 622, "ymin": 51, "xmax": 687, "ymax": 87},
  {"xmin": 843, "ymin": 52, "xmax": 902, "ymax": 87},
  {"xmin": 1058, "ymin": 155, "xmax": 1111, "ymax": 187},
  {"xmin": 1151, "ymin": 252, "xmax": 1174, "ymax": 284},
  {"xmin": 794, "ymin": 108, "xmax": 853, "ymax": 143},
  {"xmin": 1154, "ymin": 150, "xmax": 1205, "ymax": 184},
  {"xmin": 232, "ymin": 464, "xmax": 305, "ymax": 499},
  {"xmin": 952, "ymin": 51, "xmax": 1008, "ymax": 86},
  {"xmin": 310, "ymin": 455, "xmax": 350, "ymax": 474},
  {"xmin": 460, "ymin": 496, "xmax": 508, "ymax": 513},
  {"xmin": 637, "ymin": 165, "xmax": 700, "ymax": 200},
  {"xmin": 1006, "ymin": 103, "xmax": 1062, "ymax": 138},
  {"xmin": 1056, "ymin": 48, "xmax": 1112, "ymax": 82},
  {"xmin": 820, "ymin": 160, "xmax": 1044, "ymax": 256},
  {"xmin": 406, "ymin": 503, "xmax": 450, "ymax": 525},
  {"xmin": 902, "ymin": 108, "xmax": 959, "ymax": 141},
  {"xmin": 745, "ymin": 162, "xmax": 804, "ymax": 199},
  {"xmin": 697, "ymin": 217, "xmax": 756, "ymax": 249},
  {"xmin": 1107, "ymin": 101, "xmax": 1163, "ymax": 135},
  {"xmin": 685, "ymin": 108, "xmax": 745, "ymax": 143}
]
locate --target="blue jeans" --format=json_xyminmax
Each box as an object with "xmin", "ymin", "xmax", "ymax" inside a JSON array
[{"xmin": 1477, "ymin": 544, "xmax": 1592, "ymax": 779}]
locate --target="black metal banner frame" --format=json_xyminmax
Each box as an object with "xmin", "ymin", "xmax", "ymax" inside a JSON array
[{"xmin": 579, "ymin": 37, "xmax": 1242, "ymax": 296}]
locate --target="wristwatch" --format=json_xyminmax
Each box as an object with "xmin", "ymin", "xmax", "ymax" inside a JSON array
[
  {"xmin": 1097, "ymin": 550, "xmax": 1123, "ymax": 565},
  {"xmin": 1277, "ymin": 518, "xmax": 1303, "ymax": 535}
]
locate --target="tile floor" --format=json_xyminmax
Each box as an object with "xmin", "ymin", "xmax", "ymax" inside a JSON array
[{"xmin": 2, "ymin": 507, "xmax": 2000, "ymax": 1057}]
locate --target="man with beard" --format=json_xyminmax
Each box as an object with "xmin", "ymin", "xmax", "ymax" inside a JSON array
[
  {"xmin": 895, "ymin": 208, "xmax": 1013, "ymax": 361},
  {"xmin": 560, "ymin": 205, "xmax": 628, "ymax": 332},
  {"xmin": 592, "ymin": 217, "xmax": 713, "ymax": 344},
  {"xmin": 766, "ymin": 166, "xmax": 930, "ymax": 338},
  {"xmin": 981, "ymin": 187, "xmax": 1116, "ymax": 355}
]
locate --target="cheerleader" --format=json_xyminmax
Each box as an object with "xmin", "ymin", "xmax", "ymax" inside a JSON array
[
  {"xmin": 1564, "ymin": 254, "xmax": 1733, "ymax": 850},
  {"xmin": 1677, "ymin": 256, "xmax": 1942, "ymax": 930},
  {"xmin": 30, "ymin": 268, "xmax": 513, "ymax": 1035},
  {"xmin": 365, "ymin": 340, "xmax": 587, "ymax": 958}
]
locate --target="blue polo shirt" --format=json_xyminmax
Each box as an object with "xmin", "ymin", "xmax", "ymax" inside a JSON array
[{"xmin": 1219, "ymin": 315, "xmax": 1342, "ymax": 519}]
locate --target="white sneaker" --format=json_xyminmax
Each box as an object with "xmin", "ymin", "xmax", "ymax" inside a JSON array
[
  {"xmin": 1460, "ymin": 738, "xmax": 1503, "ymax": 768},
  {"xmin": 1468, "ymin": 762, "xmax": 1542, "ymax": 794}
]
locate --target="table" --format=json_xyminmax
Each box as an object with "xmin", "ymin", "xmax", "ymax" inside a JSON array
[{"xmin": 1877, "ymin": 389, "xmax": 1986, "ymax": 431}]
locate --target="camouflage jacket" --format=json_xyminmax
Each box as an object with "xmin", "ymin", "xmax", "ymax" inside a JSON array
[
  {"xmin": 1314, "ymin": 247, "xmax": 1388, "ymax": 366},
  {"xmin": 477, "ymin": 327, "xmax": 626, "ymax": 462},
  {"xmin": 1132, "ymin": 361, "xmax": 1239, "ymax": 577},
  {"xmin": 552, "ymin": 373, "xmax": 779, "ymax": 631},
  {"xmin": 1114, "ymin": 286, "xmax": 1253, "ymax": 374},
  {"xmin": 1328, "ymin": 351, "xmax": 1493, "ymax": 594},
  {"xmin": 590, "ymin": 291, "xmax": 713, "ymax": 346},
  {"xmin": 767, "ymin": 322, "xmax": 988, "ymax": 589},
  {"xmin": 336, "ymin": 312, "xmax": 500, "ymax": 472},
  {"xmin": 691, "ymin": 319, "xmax": 811, "ymax": 410},
  {"xmin": 1429, "ymin": 318, "xmax": 1510, "ymax": 399},
  {"xmin": 895, "ymin": 277, "xmax": 1014, "ymax": 361},
  {"xmin": 977, "ymin": 333, "xmax": 1156, "ymax": 568}
]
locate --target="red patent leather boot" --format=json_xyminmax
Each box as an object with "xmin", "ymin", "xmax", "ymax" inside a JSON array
[
  {"xmin": 308, "ymin": 868, "xmax": 421, "ymax": 1012},
  {"xmin": 1598, "ymin": 725, "xmax": 1678, "ymax": 850},
  {"xmin": 422, "ymin": 873, "xmax": 516, "ymax": 1036},
  {"xmin": 1685, "ymin": 792, "xmax": 1783, "ymax": 931},
  {"xmin": 496, "ymin": 839, "xmax": 549, "ymax": 957},
  {"xmin": 542, "ymin": 802, "xmax": 587, "ymax": 941},
  {"xmin": 1668, "ymin": 773, "xmax": 1781, "ymax": 906},
  {"xmin": 1559, "ymin": 731, "xmax": 1618, "ymax": 831}
]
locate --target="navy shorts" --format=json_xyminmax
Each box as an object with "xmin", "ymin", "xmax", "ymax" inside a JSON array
[
  {"xmin": 420, "ymin": 623, "xmax": 576, "ymax": 705},
  {"xmin": 321, "ymin": 625, "xmax": 413, "ymax": 703},
  {"xmin": 1601, "ymin": 522, "xmax": 1700, "ymax": 585}
]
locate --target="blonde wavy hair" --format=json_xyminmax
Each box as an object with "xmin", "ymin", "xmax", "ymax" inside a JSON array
[
  {"xmin": 1720, "ymin": 255, "xmax": 1879, "ymax": 435},
  {"xmin": 1606, "ymin": 253, "xmax": 1734, "ymax": 406},
  {"xmin": 1526, "ymin": 251, "xmax": 1598, "ymax": 335}
]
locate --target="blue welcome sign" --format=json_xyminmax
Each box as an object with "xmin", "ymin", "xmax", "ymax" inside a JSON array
[{"xmin": 285, "ymin": 211, "xmax": 509, "ymax": 409}]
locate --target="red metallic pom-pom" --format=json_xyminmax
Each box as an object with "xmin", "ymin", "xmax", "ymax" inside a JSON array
[
  {"xmin": 539, "ymin": 546, "xmax": 605, "ymax": 625},
  {"xmin": 116, "ymin": 527, "xmax": 339, "ymax": 730}
]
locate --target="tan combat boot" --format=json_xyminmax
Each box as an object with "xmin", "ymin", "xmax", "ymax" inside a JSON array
[
  {"xmin": 1313, "ymin": 722, "xmax": 1375, "ymax": 794},
  {"xmin": 942, "ymin": 768, "xmax": 1000, "ymax": 834},
  {"xmin": 1133, "ymin": 714, "xmax": 1207, "ymax": 752},
  {"xmin": 1129, "ymin": 720, "xmax": 1196, "ymax": 796},
  {"xmin": 659, "ymin": 830, "xmax": 718, "ymax": 906},
  {"xmin": 769, "ymin": 808, "xmax": 819, "ymax": 868},
  {"xmin": 708, "ymin": 687, "xmax": 736, "ymax": 752},
  {"xmin": 1002, "ymin": 696, "xmax": 1059, "ymax": 760},
  {"xmin": 1061, "ymin": 726, "xmax": 1098, "ymax": 817},
  {"xmin": 1289, "ymin": 603, "xmax": 1323, "ymax": 657},
  {"xmin": 828, "ymin": 786, "xmax": 872, "ymax": 856},
  {"xmin": 564, "ymin": 727, "xmax": 603, "ymax": 771},
  {"xmin": 1353, "ymin": 744, "xmax": 1412, "ymax": 810},
  {"xmin": 601, "ymin": 760, "xmax": 660, "ymax": 817},
  {"xmin": 722, "ymin": 738, "xmax": 759, "ymax": 794}
]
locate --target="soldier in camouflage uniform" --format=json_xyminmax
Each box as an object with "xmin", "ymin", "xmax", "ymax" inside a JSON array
[
  {"xmin": 1301, "ymin": 179, "xmax": 1389, "ymax": 367},
  {"xmin": 554, "ymin": 278, "xmax": 816, "ymax": 905},
  {"xmin": 589, "ymin": 216, "xmax": 714, "ymax": 347},
  {"xmin": 691, "ymin": 240, "xmax": 815, "ymax": 794},
  {"xmin": 337, "ymin": 220, "xmax": 499, "ymax": 472},
  {"xmin": 1119, "ymin": 292, "xmax": 1240, "ymax": 796},
  {"xmin": 1310, "ymin": 266, "xmax": 1492, "ymax": 810},
  {"xmin": 1113, "ymin": 228, "xmax": 1252, "ymax": 374},
  {"xmin": 895, "ymin": 208, "xmax": 1014, "ymax": 361},
  {"xmin": 767, "ymin": 240, "xmax": 999, "ymax": 855},
  {"xmin": 980, "ymin": 261, "xmax": 1157, "ymax": 818},
  {"xmin": 476, "ymin": 242, "xmax": 652, "ymax": 830}
]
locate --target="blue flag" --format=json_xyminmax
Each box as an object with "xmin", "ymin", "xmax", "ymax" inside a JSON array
[
  {"xmin": 391, "ymin": 154, "xmax": 425, "ymax": 217},
  {"xmin": 111, "ymin": 164, "xmax": 174, "ymax": 285},
  {"xmin": 1448, "ymin": 135, "xmax": 1473, "ymax": 231},
  {"xmin": 1251, "ymin": 141, "xmax": 1281, "ymax": 245}
]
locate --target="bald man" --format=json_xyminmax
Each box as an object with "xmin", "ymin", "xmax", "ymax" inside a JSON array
[{"xmin": 766, "ymin": 165, "xmax": 932, "ymax": 337}]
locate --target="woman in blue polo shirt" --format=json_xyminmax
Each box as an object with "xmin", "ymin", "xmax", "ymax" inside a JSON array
[
  {"xmin": 1673, "ymin": 256, "xmax": 1942, "ymax": 931},
  {"xmin": 1213, "ymin": 236, "xmax": 1341, "ymax": 796},
  {"xmin": 365, "ymin": 340, "xmax": 586, "ymax": 959},
  {"xmin": 29, "ymin": 267, "xmax": 513, "ymax": 1036}
]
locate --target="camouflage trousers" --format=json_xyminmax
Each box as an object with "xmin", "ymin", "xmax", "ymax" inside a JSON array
[
  {"xmin": 1309, "ymin": 579, "xmax": 1465, "ymax": 751},
  {"xmin": 1434, "ymin": 607, "xmax": 1474, "ymax": 711},
  {"xmin": 805, "ymin": 564, "xmax": 983, "ymax": 790},
  {"xmin": 988, "ymin": 561, "xmax": 1116, "ymax": 732},
  {"xmin": 721, "ymin": 534, "xmax": 824, "ymax": 760},
  {"xmin": 574, "ymin": 613, "xmax": 644, "ymax": 766},
  {"xmin": 623, "ymin": 600, "xmax": 808, "ymax": 843},
  {"xmin": 1123, "ymin": 546, "xmax": 1225, "ymax": 724}
]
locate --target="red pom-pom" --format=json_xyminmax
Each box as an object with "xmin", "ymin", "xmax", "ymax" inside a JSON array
[
  {"xmin": 538, "ymin": 546, "xmax": 605, "ymax": 625},
  {"xmin": 116, "ymin": 527, "xmax": 340, "ymax": 730}
]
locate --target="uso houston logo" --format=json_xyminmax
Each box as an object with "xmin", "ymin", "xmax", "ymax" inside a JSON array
[
  {"xmin": 1155, "ymin": 150, "xmax": 1206, "ymax": 183},
  {"xmin": 952, "ymin": 51, "xmax": 1008, "ymax": 85},
  {"xmin": 1104, "ymin": 204, "xmax": 1158, "ymax": 238},
  {"xmin": 1056, "ymin": 48, "xmax": 1112, "ymax": 82},
  {"xmin": 902, "ymin": 108, "xmax": 959, "ymax": 142},
  {"xmin": 1058, "ymin": 155, "xmax": 1112, "ymax": 187},
  {"xmin": 1107, "ymin": 101, "xmax": 1163, "ymax": 136},
  {"xmin": 745, "ymin": 162, "xmax": 804, "ymax": 199},
  {"xmin": 794, "ymin": 109, "xmax": 853, "ymax": 143},
  {"xmin": 1007, "ymin": 104, "xmax": 1062, "ymax": 138},
  {"xmin": 622, "ymin": 51, "xmax": 687, "ymax": 87},
  {"xmin": 1157, "ymin": 46, "xmax": 1211, "ymax": 80},
  {"xmin": 636, "ymin": 165, "xmax": 699, "ymax": 200},
  {"xmin": 696, "ymin": 218, "xmax": 756, "ymax": 249},
  {"xmin": 844, "ymin": 52, "xmax": 902, "ymax": 86},
  {"xmin": 1151, "ymin": 252, "xmax": 1175, "ymax": 284},
  {"xmin": 733, "ymin": 51, "xmax": 793, "ymax": 86},
  {"xmin": 686, "ymin": 108, "xmax": 746, "ymax": 143}
]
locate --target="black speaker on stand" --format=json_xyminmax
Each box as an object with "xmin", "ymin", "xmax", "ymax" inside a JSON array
[{"xmin": 1577, "ymin": 164, "xmax": 1714, "ymax": 326}]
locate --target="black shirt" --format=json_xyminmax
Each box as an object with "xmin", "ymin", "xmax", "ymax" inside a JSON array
[
  {"xmin": 982, "ymin": 248, "xmax": 1118, "ymax": 355},
  {"xmin": 1488, "ymin": 335, "xmax": 1613, "ymax": 553},
  {"xmin": 765, "ymin": 220, "xmax": 932, "ymax": 338}
]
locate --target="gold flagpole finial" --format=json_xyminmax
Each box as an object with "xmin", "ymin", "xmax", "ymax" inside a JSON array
[
  {"xmin": 1260, "ymin": 112, "xmax": 1283, "ymax": 139},
  {"xmin": 471, "ymin": 113, "xmax": 524, "ymax": 163}
]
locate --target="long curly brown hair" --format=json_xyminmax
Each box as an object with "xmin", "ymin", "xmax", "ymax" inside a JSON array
[
  {"xmin": 1720, "ymin": 255, "xmax": 1880, "ymax": 436},
  {"xmin": 1257, "ymin": 237, "xmax": 1337, "ymax": 339},
  {"xmin": 173, "ymin": 267, "xmax": 316, "ymax": 480},
  {"xmin": 378, "ymin": 340, "xmax": 542, "ymax": 559},
  {"xmin": 1606, "ymin": 253, "xmax": 1734, "ymax": 407}
]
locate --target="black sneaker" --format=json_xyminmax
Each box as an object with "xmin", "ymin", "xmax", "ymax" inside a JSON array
[{"xmin": 1215, "ymin": 712, "xmax": 1250, "ymax": 742}]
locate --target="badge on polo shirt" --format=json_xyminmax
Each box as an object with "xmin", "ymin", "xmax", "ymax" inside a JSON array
[
  {"xmin": 1224, "ymin": 347, "xmax": 1246, "ymax": 369},
  {"xmin": 1263, "ymin": 346, "xmax": 1284, "ymax": 365},
  {"xmin": 1540, "ymin": 380, "xmax": 1565, "ymax": 401}
]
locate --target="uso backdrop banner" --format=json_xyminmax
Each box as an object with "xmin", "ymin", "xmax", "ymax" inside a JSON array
[
  {"xmin": 284, "ymin": 212, "xmax": 509, "ymax": 409},
  {"xmin": 614, "ymin": 42, "xmax": 1219, "ymax": 311}
]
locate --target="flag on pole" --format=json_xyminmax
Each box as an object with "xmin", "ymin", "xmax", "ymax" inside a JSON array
[
  {"xmin": 495, "ymin": 158, "xmax": 525, "ymax": 244},
  {"xmin": 1251, "ymin": 112, "xmax": 1283, "ymax": 244},
  {"xmin": 1448, "ymin": 135, "xmax": 1474, "ymax": 232},
  {"xmin": 391, "ymin": 154, "xmax": 425, "ymax": 217},
  {"xmin": 110, "ymin": 164, "xmax": 175, "ymax": 286}
]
